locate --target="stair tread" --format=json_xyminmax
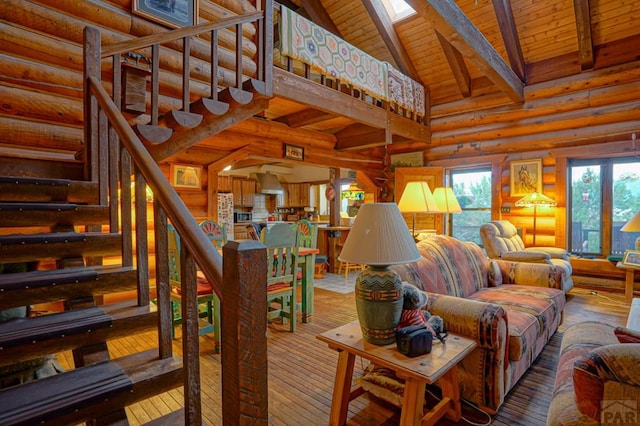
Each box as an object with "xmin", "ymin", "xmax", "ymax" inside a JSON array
[
  {"xmin": 0, "ymin": 350, "xmax": 182, "ymax": 426},
  {"xmin": 0, "ymin": 204, "xmax": 108, "ymax": 226},
  {"xmin": 0, "ymin": 177, "xmax": 98, "ymax": 203},
  {"xmin": 0, "ymin": 302, "xmax": 154, "ymax": 349},
  {"xmin": 0, "ymin": 265, "xmax": 132, "ymax": 290},
  {"xmin": 0, "ymin": 266, "xmax": 138, "ymax": 311},
  {"xmin": 0, "ymin": 231, "xmax": 118, "ymax": 243}
]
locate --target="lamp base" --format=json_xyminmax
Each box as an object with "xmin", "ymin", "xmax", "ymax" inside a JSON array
[
  {"xmin": 354, "ymin": 265, "xmax": 404, "ymax": 345},
  {"xmin": 636, "ymin": 236, "xmax": 640, "ymax": 251}
]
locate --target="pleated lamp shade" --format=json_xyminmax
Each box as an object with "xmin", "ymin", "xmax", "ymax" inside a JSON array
[{"xmin": 338, "ymin": 203, "xmax": 421, "ymax": 266}]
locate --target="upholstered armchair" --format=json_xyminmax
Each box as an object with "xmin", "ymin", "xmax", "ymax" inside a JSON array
[{"xmin": 480, "ymin": 220, "xmax": 573, "ymax": 292}]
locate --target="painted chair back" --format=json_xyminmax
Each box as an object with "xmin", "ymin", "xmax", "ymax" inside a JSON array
[{"xmin": 199, "ymin": 220, "xmax": 227, "ymax": 249}]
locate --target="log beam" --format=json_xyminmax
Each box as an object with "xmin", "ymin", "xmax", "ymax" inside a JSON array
[{"xmin": 405, "ymin": 0, "xmax": 524, "ymax": 102}]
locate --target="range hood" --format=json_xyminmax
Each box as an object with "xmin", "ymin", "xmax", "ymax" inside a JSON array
[{"xmin": 255, "ymin": 172, "xmax": 283, "ymax": 194}]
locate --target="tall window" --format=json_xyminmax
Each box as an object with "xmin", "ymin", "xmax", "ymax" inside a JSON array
[
  {"xmin": 450, "ymin": 168, "xmax": 492, "ymax": 245},
  {"xmin": 569, "ymin": 157, "xmax": 640, "ymax": 256}
]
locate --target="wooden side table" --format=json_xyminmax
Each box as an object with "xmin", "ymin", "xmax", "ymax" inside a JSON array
[
  {"xmin": 616, "ymin": 262, "xmax": 639, "ymax": 303},
  {"xmin": 317, "ymin": 321, "xmax": 477, "ymax": 426}
]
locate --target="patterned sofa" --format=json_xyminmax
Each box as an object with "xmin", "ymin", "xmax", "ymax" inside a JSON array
[
  {"xmin": 358, "ymin": 234, "xmax": 566, "ymax": 414},
  {"xmin": 547, "ymin": 321, "xmax": 640, "ymax": 425}
]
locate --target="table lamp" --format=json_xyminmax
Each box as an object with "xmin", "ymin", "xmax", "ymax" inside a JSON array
[
  {"xmin": 621, "ymin": 211, "xmax": 640, "ymax": 250},
  {"xmin": 397, "ymin": 181, "xmax": 441, "ymax": 237},
  {"xmin": 515, "ymin": 191, "xmax": 557, "ymax": 245},
  {"xmin": 338, "ymin": 203, "xmax": 421, "ymax": 345},
  {"xmin": 433, "ymin": 187, "xmax": 462, "ymax": 235}
]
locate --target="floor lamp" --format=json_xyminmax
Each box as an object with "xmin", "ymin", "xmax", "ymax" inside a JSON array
[
  {"xmin": 515, "ymin": 191, "xmax": 557, "ymax": 245},
  {"xmin": 433, "ymin": 187, "xmax": 462, "ymax": 235},
  {"xmin": 397, "ymin": 181, "xmax": 441, "ymax": 237}
]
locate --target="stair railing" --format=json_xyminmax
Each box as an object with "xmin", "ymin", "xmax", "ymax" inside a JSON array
[{"xmin": 83, "ymin": 2, "xmax": 273, "ymax": 424}]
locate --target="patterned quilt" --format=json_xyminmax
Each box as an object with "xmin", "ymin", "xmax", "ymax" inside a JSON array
[{"xmin": 279, "ymin": 7, "xmax": 425, "ymax": 117}]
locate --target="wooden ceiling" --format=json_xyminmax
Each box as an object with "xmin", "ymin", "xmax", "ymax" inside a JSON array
[
  {"xmin": 185, "ymin": 0, "xmax": 640, "ymax": 176},
  {"xmin": 279, "ymin": 0, "xmax": 640, "ymax": 108}
]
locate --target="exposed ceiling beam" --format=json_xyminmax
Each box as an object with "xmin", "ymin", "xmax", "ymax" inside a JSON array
[
  {"xmin": 274, "ymin": 108, "xmax": 337, "ymax": 128},
  {"xmin": 491, "ymin": 0, "xmax": 526, "ymax": 81},
  {"xmin": 335, "ymin": 124, "xmax": 386, "ymax": 150},
  {"xmin": 435, "ymin": 31, "xmax": 471, "ymax": 97},
  {"xmin": 361, "ymin": 0, "xmax": 421, "ymax": 81},
  {"xmin": 207, "ymin": 146, "xmax": 252, "ymax": 172},
  {"xmin": 573, "ymin": 0, "xmax": 594, "ymax": 70},
  {"xmin": 272, "ymin": 68, "xmax": 429, "ymax": 142},
  {"xmin": 405, "ymin": 0, "xmax": 524, "ymax": 102},
  {"xmin": 300, "ymin": 0, "xmax": 342, "ymax": 37}
]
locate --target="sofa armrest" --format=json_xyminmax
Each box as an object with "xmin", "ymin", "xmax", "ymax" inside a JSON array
[
  {"xmin": 525, "ymin": 246, "xmax": 569, "ymax": 261},
  {"xmin": 501, "ymin": 251, "xmax": 551, "ymax": 263},
  {"xmin": 573, "ymin": 343, "xmax": 640, "ymax": 421},
  {"xmin": 493, "ymin": 259, "xmax": 565, "ymax": 290},
  {"xmin": 426, "ymin": 293, "xmax": 508, "ymax": 351}
]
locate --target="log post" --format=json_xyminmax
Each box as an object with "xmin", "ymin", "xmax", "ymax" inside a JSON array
[{"xmin": 222, "ymin": 240, "xmax": 268, "ymax": 424}]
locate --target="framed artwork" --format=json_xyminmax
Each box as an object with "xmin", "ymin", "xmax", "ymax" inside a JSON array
[
  {"xmin": 133, "ymin": 0, "xmax": 198, "ymax": 29},
  {"xmin": 171, "ymin": 164, "xmax": 202, "ymax": 189},
  {"xmin": 622, "ymin": 250, "xmax": 640, "ymax": 267},
  {"xmin": 510, "ymin": 159, "xmax": 542, "ymax": 197},
  {"xmin": 284, "ymin": 144, "xmax": 304, "ymax": 161},
  {"xmin": 390, "ymin": 151, "xmax": 423, "ymax": 171}
]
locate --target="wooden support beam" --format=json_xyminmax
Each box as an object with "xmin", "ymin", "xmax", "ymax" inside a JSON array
[
  {"xmin": 573, "ymin": 0, "xmax": 594, "ymax": 71},
  {"xmin": 272, "ymin": 68, "xmax": 429, "ymax": 142},
  {"xmin": 300, "ymin": 0, "xmax": 342, "ymax": 37},
  {"xmin": 274, "ymin": 108, "xmax": 337, "ymax": 128},
  {"xmin": 405, "ymin": 0, "xmax": 524, "ymax": 102},
  {"xmin": 362, "ymin": 0, "xmax": 421, "ymax": 81},
  {"xmin": 435, "ymin": 31, "xmax": 471, "ymax": 98},
  {"xmin": 491, "ymin": 0, "xmax": 525, "ymax": 81}
]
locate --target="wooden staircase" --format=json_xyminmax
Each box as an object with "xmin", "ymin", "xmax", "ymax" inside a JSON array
[
  {"xmin": 0, "ymin": 176, "xmax": 183, "ymax": 425},
  {"xmin": 0, "ymin": 3, "xmax": 274, "ymax": 424}
]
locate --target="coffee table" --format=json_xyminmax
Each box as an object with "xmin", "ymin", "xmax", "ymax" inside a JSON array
[{"xmin": 317, "ymin": 321, "xmax": 477, "ymax": 426}]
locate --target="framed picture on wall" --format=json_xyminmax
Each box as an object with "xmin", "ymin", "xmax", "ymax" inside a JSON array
[
  {"xmin": 284, "ymin": 144, "xmax": 304, "ymax": 161},
  {"xmin": 390, "ymin": 151, "xmax": 423, "ymax": 171},
  {"xmin": 510, "ymin": 159, "xmax": 542, "ymax": 197},
  {"xmin": 171, "ymin": 164, "xmax": 202, "ymax": 189},
  {"xmin": 133, "ymin": 0, "xmax": 198, "ymax": 29}
]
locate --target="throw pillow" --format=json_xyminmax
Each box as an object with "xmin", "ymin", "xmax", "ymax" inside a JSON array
[
  {"xmin": 614, "ymin": 326, "xmax": 640, "ymax": 343},
  {"xmin": 488, "ymin": 260, "xmax": 502, "ymax": 287}
]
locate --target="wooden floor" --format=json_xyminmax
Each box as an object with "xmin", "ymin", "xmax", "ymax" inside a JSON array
[{"xmin": 56, "ymin": 286, "xmax": 630, "ymax": 425}]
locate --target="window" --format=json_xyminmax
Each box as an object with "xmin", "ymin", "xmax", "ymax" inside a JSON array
[
  {"xmin": 381, "ymin": 0, "xmax": 416, "ymax": 22},
  {"xmin": 450, "ymin": 169, "xmax": 492, "ymax": 245},
  {"xmin": 569, "ymin": 157, "xmax": 640, "ymax": 256}
]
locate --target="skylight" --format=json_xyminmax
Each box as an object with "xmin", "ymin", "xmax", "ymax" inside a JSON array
[{"xmin": 382, "ymin": 0, "xmax": 416, "ymax": 22}]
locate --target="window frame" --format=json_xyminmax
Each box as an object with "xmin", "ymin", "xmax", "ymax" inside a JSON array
[
  {"xmin": 568, "ymin": 156, "xmax": 640, "ymax": 257},
  {"xmin": 448, "ymin": 167, "xmax": 492, "ymax": 245}
]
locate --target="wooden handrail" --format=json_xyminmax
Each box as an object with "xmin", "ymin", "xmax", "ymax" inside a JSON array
[
  {"xmin": 102, "ymin": 11, "xmax": 263, "ymax": 58},
  {"xmin": 87, "ymin": 75, "xmax": 223, "ymax": 292}
]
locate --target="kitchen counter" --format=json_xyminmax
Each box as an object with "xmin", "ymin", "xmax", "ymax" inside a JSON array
[{"xmin": 317, "ymin": 225, "xmax": 353, "ymax": 273}]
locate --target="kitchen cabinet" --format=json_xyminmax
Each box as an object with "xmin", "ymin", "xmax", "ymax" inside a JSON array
[
  {"xmin": 217, "ymin": 175, "xmax": 232, "ymax": 192},
  {"xmin": 277, "ymin": 183, "xmax": 310, "ymax": 207},
  {"xmin": 232, "ymin": 178, "xmax": 256, "ymax": 206}
]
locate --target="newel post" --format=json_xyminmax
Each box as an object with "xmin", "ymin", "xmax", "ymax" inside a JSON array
[{"xmin": 221, "ymin": 240, "xmax": 268, "ymax": 425}]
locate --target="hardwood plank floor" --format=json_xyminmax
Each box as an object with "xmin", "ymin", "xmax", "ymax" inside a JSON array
[{"xmin": 56, "ymin": 279, "xmax": 630, "ymax": 425}]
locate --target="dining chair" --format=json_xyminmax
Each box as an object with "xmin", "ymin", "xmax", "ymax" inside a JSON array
[
  {"xmin": 167, "ymin": 223, "xmax": 221, "ymax": 352},
  {"xmin": 294, "ymin": 219, "xmax": 317, "ymax": 249},
  {"xmin": 199, "ymin": 219, "xmax": 227, "ymax": 250},
  {"xmin": 260, "ymin": 223, "xmax": 299, "ymax": 332}
]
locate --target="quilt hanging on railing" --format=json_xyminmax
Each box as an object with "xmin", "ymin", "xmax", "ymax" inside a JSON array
[
  {"xmin": 279, "ymin": 7, "xmax": 426, "ymax": 118},
  {"xmin": 279, "ymin": 6, "xmax": 388, "ymax": 101}
]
